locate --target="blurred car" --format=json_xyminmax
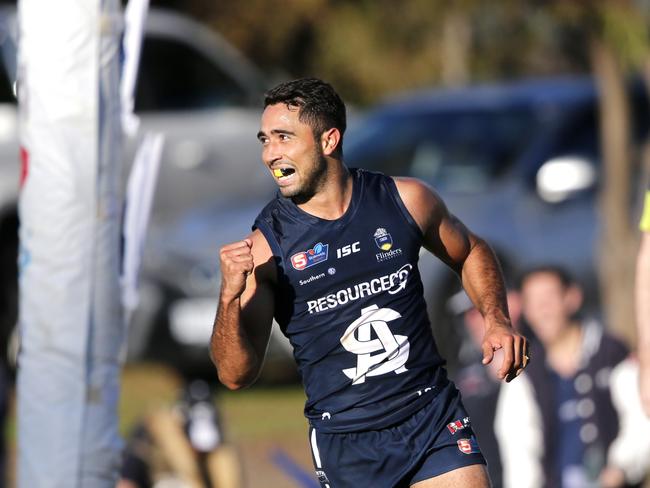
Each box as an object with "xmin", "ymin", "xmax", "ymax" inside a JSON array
[
  {"xmin": 128, "ymin": 199, "xmax": 299, "ymax": 382},
  {"xmin": 138, "ymin": 76, "xmax": 650, "ymax": 378},
  {"xmin": 0, "ymin": 7, "xmax": 276, "ymax": 371},
  {"xmin": 344, "ymin": 76, "xmax": 649, "ymax": 368}
]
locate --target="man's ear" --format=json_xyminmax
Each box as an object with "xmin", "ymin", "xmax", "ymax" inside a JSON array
[{"xmin": 321, "ymin": 128, "xmax": 341, "ymax": 156}]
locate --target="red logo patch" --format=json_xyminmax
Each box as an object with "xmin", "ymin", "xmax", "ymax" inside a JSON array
[
  {"xmin": 291, "ymin": 252, "xmax": 308, "ymax": 270},
  {"xmin": 457, "ymin": 439, "xmax": 473, "ymax": 454},
  {"xmin": 447, "ymin": 420, "xmax": 464, "ymax": 434}
]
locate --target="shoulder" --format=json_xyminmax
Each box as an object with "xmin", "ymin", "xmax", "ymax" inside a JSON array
[
  {"xmin": 392, "ymin": 176, "xmax": 446, "ymax": 230},
  {"xmin": 249, "ymin": 228, "xmax": 271, "ymax": 255},
  {"xmin": 597, "ymin": 326, "xmax": 630, "ymax": 363},
  {"xmin": 255, "ymin": 196, "xmax": 281, "ymax": 223},
  {"xmin": 248, "ymin": 228, "xmax": 276, "ymax": 283}
]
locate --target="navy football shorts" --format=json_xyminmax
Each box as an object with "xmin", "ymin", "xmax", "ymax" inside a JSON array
[{"xmin": 308, "ymin": 381, "xmax": 487, "ymax": 487}]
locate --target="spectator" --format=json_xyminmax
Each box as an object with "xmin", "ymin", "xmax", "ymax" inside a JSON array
[
  {"xmin": 454, "ymin": 288, "xmax": 523, "ymax": 488},
  {"xmin": 117, "ymin": 379, "xmax": 242, "ymax": 488},
  {"xmin": 495, "ymin": 265, "xmax": 650, "ymax": 488}
]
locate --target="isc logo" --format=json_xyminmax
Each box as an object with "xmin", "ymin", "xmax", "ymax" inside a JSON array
[{"xmin": 336, "ymin": 241, "xmax": 360, "ymax": 259}]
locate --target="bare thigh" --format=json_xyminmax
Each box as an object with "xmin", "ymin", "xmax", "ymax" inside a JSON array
[{"xmin": 410, "ymin": 464, "xmax": 491, "ymax": 488}]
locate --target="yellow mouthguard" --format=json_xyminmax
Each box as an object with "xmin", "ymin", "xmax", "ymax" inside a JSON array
[{"xmin": 273, "ymin": 169, "xmax": 284, "ymax": 177}]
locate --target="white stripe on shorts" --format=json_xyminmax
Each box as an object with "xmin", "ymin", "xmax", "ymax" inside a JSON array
[
  {"xmin": 310, "ymin": 428, "xmax": 330, "ymax": 488},
  {"xmin": 310, "ymin": 427, "xmax": 323, "ymax": 468}
]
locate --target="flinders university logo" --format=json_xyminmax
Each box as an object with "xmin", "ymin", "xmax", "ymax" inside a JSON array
[
  {"xmin": 374, "ymin": 228, "xmax": 393, "ymax": 251},
  {"xmin": 374, "ymin": 227, "xmax": 402, "ymax": 262},
  {"xmin": 340, "ymin": 304, "xmax": 410, "ymax": 385}
]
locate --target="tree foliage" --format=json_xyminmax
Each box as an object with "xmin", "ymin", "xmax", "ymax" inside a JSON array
[{"xmin": 167, "ymin": 0, "xmax": 594, "ymax": 105}]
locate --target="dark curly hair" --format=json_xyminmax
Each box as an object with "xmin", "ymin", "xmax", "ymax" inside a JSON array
[{"xmin": 264, "ymin": 78, "xmax": 346, "ymax": 156}]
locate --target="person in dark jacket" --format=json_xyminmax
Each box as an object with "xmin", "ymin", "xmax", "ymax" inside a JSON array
[{"xmin": 496, "ymin": 266, "xmax": 650, "ymax": 488}]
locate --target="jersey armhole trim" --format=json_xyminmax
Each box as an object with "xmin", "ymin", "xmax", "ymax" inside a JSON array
[
  {"xmin": 384, "ymin": 177, "xmax": 424, "ymax": 241},
  {"xmin": 253, "ymin": 218, "xmax": 286, "ymax": 271}
]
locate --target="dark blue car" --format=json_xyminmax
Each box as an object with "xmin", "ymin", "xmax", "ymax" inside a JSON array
[{"xmin": 344, "ymin": 76, "xmax": 649, "ymax": 368}]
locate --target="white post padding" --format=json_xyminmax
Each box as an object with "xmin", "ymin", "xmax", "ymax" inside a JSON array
[{"xmin": 17, "ymin": 0, "xmax": 124, "ymax": 486}]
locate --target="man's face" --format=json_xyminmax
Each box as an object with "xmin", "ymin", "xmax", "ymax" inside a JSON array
[
  {"xmin": 521, "ymin": 272, "xmax": 580, "ymax": 345},
  {"xmin": 258, "ymin": 103, "xmax": 327, "ymax": 200}
]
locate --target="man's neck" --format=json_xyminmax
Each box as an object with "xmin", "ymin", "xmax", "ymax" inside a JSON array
[
  {"xmin": 296, "ymin": 163, "xmax": 352, "ymax": 220},
  {"xmin": 546, "ymin": 322, "xmax": 583, "ymax": 377}
]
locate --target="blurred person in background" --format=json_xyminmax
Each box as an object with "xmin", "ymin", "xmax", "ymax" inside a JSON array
[
  {"xmin": 117, "ymin": 379, "xmax": 242, "ymax": 488},
  {"xmin": 495, "ymin": 265, "xmax": 650, "ymax": 488},
  {"xmin": 636, "ymin": 185, "xmax": 650, "ymax": 417},
  {"xmin": 453, "ymin": 288, "xmax": 522, "ymax": 488},
  {"xmin": 211, "ymin": 77, "xmax": 529, "ymax": 488}
]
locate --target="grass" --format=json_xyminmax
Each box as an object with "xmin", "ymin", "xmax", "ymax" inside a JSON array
[
  {"xmin": 3, "ymin": 362, "xmax": 312, "ymax": 487},
  {"xmin": 119, "ymin": 362, "xmax": 313, "ymax": 488}
]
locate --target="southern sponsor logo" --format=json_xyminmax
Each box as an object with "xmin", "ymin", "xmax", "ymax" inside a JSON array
[
  {"xmin": 291, "ymin": 242, "xmax": 329, "ymax": 270},
  {"xmin": 374, "ymin": 228, "xmax": 393, "ymax": 251},
  {"xmin": 299, "ymin": 273, "xmax": 326, "ymax": 286},
  {"xmin": 307, "ymin": 264, "xmax": 412, "ymax": 314},
  {"xmin": 457, "ymin": 437, "xmax": 480, "ymax": 455},
  {"xmin": 447, "ymin": 417, "xmax": 471, "ymax": 434}
]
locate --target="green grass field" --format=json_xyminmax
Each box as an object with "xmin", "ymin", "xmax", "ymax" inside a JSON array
[{"xmin": 2, "ymin": 362, "xmax": 313, "ymax": 488}]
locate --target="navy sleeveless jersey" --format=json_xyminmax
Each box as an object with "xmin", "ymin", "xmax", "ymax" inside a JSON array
[{"xmin": 253, "ymin": 168, "xmax": 448, "ymax": 433}]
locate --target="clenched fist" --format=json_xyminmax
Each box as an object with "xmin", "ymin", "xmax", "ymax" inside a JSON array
[{"xmin": 219, "ymin": 239, "xmax": 254, "ymax": 301}]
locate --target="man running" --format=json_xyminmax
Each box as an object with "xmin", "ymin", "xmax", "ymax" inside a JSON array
[{"xmin": 211, "ymin": 78, "xmax": 529, "ymax": 487}]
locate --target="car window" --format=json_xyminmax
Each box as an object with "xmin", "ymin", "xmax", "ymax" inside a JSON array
[
  {"xmin": 531, "ymin": 87, "xmax": 649, "ymax": 177},
  {"xmin": 547, "ymin": 106, "xmax": 599, "ymax": 164},
  {"xmin": 345, "ymin": 109, "xmax": 538, "ymax": 192},
  {"xmin": 135, "ymin": 36, "xmax": 248, "ymax": 112}
]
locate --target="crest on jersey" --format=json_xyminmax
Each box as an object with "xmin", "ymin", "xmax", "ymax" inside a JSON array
[
  {"xmin": 374, "ymin": 228, "xmax": 393, "ymax": 251},
  {"xmin": 291, "ymin": 242, "xmax": 329, "ymax": 270},
  {"xmin": 341, "ymin": 304, "xmax": 410, "ymax": 385}
]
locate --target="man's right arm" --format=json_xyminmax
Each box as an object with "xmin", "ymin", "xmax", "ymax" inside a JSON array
[{"xmin": 210, "ymin": 229, "xmax": 276, "ymax": 390}]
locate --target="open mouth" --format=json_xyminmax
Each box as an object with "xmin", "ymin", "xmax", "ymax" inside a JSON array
[{"xmin": 273, "ymin": 168, "xmax": 296, "ymax": 180}]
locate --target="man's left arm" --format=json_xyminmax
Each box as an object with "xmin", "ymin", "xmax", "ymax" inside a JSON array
[{"xmin": 394, "ymin": 177, "xmax": 529, "ymax": 381}]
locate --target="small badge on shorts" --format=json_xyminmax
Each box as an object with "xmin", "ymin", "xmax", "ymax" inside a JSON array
[
  {"xmin": 315, "ymin": 470, "xmax": 330, "ymax": 484},
  {"xmin": 457, "ymin": 438, "xmax": 479, "ymax": 455},
  {"xmin": 446, "ymin": 416, "xmax": 470, "ymax": 434}
]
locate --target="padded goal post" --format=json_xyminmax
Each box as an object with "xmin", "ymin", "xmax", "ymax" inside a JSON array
[{"xmin": 17, "ymin": 0, "xmax": 125, "ymax": 485}]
